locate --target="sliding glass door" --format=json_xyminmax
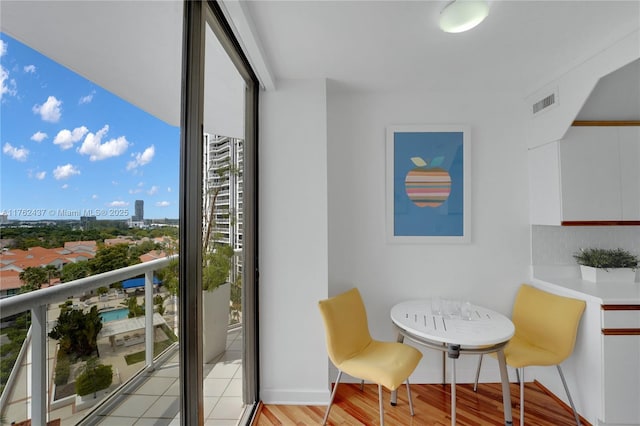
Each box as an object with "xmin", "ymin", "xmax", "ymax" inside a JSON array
[{"xmin": 180, "ymin": 1, "xmax": 258, "ymax": 424}]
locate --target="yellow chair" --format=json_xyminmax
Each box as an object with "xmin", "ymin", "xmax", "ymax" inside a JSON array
[
  {"xmin": 473, "ymin": 284, "xmax": 586, "ymax": 426},
  {"xmin": 318, "ymin": 288, "xmax": 423, "ymax": 426}
]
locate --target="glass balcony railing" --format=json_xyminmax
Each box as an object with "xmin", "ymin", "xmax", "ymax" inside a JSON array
[{"xmin": 0, "ymin": 256, "xmax": 178, "ymax": 425}]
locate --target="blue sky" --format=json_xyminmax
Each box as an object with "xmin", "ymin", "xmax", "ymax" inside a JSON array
[{"xmin": 1, "ymin": 33, "xmax": 180, "ymax": 221}]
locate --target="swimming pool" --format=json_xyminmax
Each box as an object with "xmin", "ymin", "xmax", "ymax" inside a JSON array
[{"xmin": 99, "ymin": 308, "xmax": 129, "ymax": 322}]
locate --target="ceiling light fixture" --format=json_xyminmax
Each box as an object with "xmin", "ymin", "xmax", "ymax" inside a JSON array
[{"xmin": 439, "ymin": 0, "xmax": 490, "ymax": 33}]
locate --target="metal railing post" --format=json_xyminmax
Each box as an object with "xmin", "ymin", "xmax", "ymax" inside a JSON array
[
  {"xmin": 31, "ymin": 304, "xmax": 47, "ymax": 425},
  {"xmin": 145, "ymin": 270, "xmax": 155, "ymax": 369}
]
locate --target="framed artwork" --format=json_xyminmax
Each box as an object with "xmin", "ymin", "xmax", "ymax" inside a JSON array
[{"xmin": 386, "ymin": 124, "xmax": 470, "ymax": 243}]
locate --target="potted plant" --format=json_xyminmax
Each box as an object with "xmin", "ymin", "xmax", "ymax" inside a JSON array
[
  {"xmin": 202, "ymin": 244, "xmax": 233, "ymax": 363},
  {"xmin": 156, "ymin": 158, "xmax": 236, "ymax": 363},
  {"xmin": 573, "ymin": 248, "xmax": 639, "ymax": 283}
]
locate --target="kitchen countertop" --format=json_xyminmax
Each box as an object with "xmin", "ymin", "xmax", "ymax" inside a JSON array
[{"xmin": 532, "ymin": 265, "xmax": 640, "ymax": 304}]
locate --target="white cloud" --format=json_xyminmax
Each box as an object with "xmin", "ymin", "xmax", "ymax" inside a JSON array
[
  {"xmin": 78, "ymin": 125, "xmax": 129, "ymax": 161},
  {"xmin": 108, "ymin": 201, "xmax": 129, "ymax": 207},
  {"xmin": 167, "ymin": 187, "xmax": 172, "ymax": 193},
  {"xmin": 33, "ymin": 96, "xmax": 62, "ymax": 123},
  {"xmin": 156, "ymin": 201, "xmax": 170, "ymax": 207},
  {"xmin": 3, "ymin": 143, "xmax": 29, "ymax": 161},
  {"xmin": 0, "ymin": 41, "xmax": 16, "ymax": 101},
  {"xmin": 1, "ymin": 66, "xmax": 17, "ymax": 100},
  {"xmin": 79, "ymin": 90, "xmax": 95, "ymax": 105},
  {"xmin": 35, "ymin": 171, "xmax": 46, "ymax": 180},
  {"xmin": 128, "ymin": 188, "xmax": 142, "ymax": 194},
  {"xmin": 92, "ymin": 194, "xmax": 99, "ymax": 200},
  {"xmin": 31, "ymin": 131, "xmax": 48, "ymax": 142},
  {"xmin": 53, "ymin": 163, "xmax": 80, "ymax": 180},
  {"xmin": 147, "ymin": 185, "xmax": 159, "ymax": 195},
  {"xmin": 61, "ymin": 184, "xmax": 69, "ymax": 189},
  {"xmin": 24, "ymin": 65, "xmax": 36, "ymax": 73},
  {"xmin": 127, "ymin": 145, "xmax": 155, "ymax": 170},
  {"xmin": 54, "ymin": 126, "xmax": 88, "ymax": 150}
]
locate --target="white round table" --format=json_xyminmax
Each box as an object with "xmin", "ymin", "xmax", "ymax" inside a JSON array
[{"xmin": 390, "ymin": 299, "xmax": 515, "ymax": 425}]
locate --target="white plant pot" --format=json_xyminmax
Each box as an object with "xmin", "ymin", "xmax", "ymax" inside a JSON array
[
  {"xmin": 580, "ymin": 265, "xmax": 637, "ymax": 283},
  {"xmin": 202, "ymin": 282, "xmax": 231, "ymax": 363}
]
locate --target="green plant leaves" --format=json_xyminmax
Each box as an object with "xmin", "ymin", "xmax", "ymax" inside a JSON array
[{"xmin": 573, "ymin": 248, "xmax": 639, "ymax": 270}]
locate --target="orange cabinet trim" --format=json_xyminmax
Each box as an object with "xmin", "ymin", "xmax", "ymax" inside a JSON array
[
  {"xmin": 601, "ymin": 305, "xmax": 640, "ymax": 311},
  {"xmin": 572, "ymin": 120, "xmax": 640, "ymax": 126},
  {"xmin": 562, "ymin": 221, "xmax": 640, "ymax": 226},
  {"xmin": 602, "ymin": 329, "xmax": 640, "ymax": 336}
]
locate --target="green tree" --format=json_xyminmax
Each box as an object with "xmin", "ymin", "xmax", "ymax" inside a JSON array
[
  {"xmin": 203, "ymin": 245, "xmax": 234, "ymax": 291},
  {"xmin": 61, "ymin": 261, "xmax": 91, "ymax": 282},
  {"xmin": 44, "ymin": 264, "xmax": 61, "ymax": 284},
  {"xmin": 0, "ymin": 313, "xmax": 30, "ymax": 394},
  {"xmin": 122, "ymin": 296, "xmax": 145, "ymax": 318},
  {"xmin": 201, "ymin": 157, "xmax": 237, "ymax": 292},
  {"xmin": 153, "ymin": 294, "xmax": 165, "ymax": 315},
  {"xmin": 89, "ymin": 243, "xmax": 132, "ymax": 274},
  {"xmin": 74, "ymin": 357, "xmax": 113, "ymax": 397},
  {"xmin": 128, "ymin": 240, "xmax": 162, "ymax": 260},
  {"xmin": 18, "ymin": 266, "xmax": 48, "ymax": 292},
  {"xmin": 157, "ymin": 258, "xmax": 179, "ymax": 297},
  {"xmin": 48, "ymin": 305, "xmax": 103, "ymax": 358}
]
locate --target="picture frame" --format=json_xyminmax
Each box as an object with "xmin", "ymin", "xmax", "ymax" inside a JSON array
[{"xmin": 386, "ymin": 124, "xmax": 470, "ymax": 243}]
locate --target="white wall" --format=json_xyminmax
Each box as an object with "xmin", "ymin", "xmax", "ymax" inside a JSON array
[
  {"xmin": 259, "ymin": 79, "xmax": 330, "ymax": 404},
  {"xmin": 260, "ymin": 81, "xmax": 536, "ymax": 403},
  {"xmin": 259, "ymin": 82, "xmax": 541, "ymax": 404},
  {"xmin": 327, "ymin": 87, "xmax": 532, "ymax": 385}
]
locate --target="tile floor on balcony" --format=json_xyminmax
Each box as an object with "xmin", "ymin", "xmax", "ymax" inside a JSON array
[{"xmin": 94, "ymin": 326, "xmax": 245, "ymax": 425}]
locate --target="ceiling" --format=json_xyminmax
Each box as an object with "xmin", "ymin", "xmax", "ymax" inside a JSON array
[
  {"xmin": 2, "ymin": 1, "xmax": 639, "ymax": 126},
  {"xmin": 242, "ymin": 1, "xmax": 640, "ymax": 94}
]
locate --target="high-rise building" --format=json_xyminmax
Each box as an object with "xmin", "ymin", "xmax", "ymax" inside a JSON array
[
  {"xmin": 203, "ymin": 134, "xmax": 243, "ymax": 280},
  {"xmin": 135, "ymin": 200, "xmax": 144, "ymax": 222},
  {"xmin": 80, "ymin": 215, "xmax": 97, "ymax": 229}
]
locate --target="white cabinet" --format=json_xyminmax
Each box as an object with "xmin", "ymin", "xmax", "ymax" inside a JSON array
[
  {"xmin": 620, "ymin": 127, "xmax": 640, "ymax": 220},
  {"xmin": 600, "ymin": 308, "xmax": 640, "ymax": 425},
  {"xmin": 531, "ymin": 278, "xmax": 640, "ymax": 425},
  {"xmin": 529, "ymin": 126, "xmax": 640, "ymax": 225}
]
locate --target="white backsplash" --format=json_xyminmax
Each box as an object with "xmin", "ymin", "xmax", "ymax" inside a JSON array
[{"xmin": 531, "ymin": 225, "xmax": 640, "ymax": 265}]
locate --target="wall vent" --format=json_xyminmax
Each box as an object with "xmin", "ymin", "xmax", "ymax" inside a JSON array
[{"xmin": 532, "ymin": 88, "xmax": 558, "ymax": 115}]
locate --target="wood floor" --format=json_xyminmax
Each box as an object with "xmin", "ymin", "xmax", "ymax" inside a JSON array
[{"xmin": 253, "ymin": 382, "xmax": 588, "ymax": 425}]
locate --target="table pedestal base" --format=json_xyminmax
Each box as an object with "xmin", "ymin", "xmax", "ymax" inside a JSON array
[{"xmin": 390, "ymin": 332, "xmax": 513, "ymax": 426}]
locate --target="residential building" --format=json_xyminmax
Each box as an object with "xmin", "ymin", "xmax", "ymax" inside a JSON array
[
  {"xmin": 0, "ymin": 246, "xmax": 96, "ymax": 273},
  {"xmin": 203, "ymin": 133, "xmax": 244, "ymax": 280},
  {"xmin": 63, "ymin": 241, "xmax": 97, "ymax": 254},
  {"xmin": 0, "ymin": 270, "xmax": 22, "ymax": 299}
]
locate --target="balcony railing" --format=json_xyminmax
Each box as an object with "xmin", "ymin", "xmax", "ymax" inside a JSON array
[{"xmin": 0, "ymin": 256, "xmax": 175, "ymax": 425}]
